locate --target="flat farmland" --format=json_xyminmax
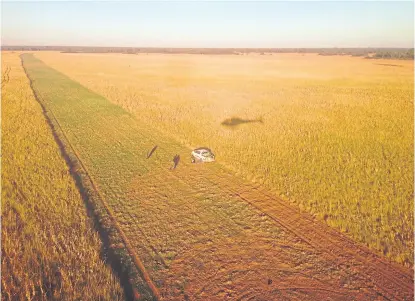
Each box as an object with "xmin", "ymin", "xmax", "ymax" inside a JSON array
[
  {"xmin": 36, "ymin": 51, "xmax": 414, "ymax": 266},
  {"xmin": 23, "ymin": 53, "xmax": 414, "ymax": 300},
  {"xmin": 1, "ymin": 52, "xmax": 124, "ymax": 300}
]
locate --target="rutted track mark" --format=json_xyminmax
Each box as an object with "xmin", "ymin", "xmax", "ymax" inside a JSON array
[
  {"xmin": 124, "ymin": 131, "xmax": 414, "ymax": 300},
  {"xmin": 124, "ymin": 158, "xmax": 407, "ymax": 300},
  {"xmin": 191, "ymin": 167, "xmax": 414, "ymax": 300}
]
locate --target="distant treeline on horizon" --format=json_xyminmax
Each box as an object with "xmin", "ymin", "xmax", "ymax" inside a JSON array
[{"xmin": 3, "ymin": 46, "xmax": 414, "ymax": 60}]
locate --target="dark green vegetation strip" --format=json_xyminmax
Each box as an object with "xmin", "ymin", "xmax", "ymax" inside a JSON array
[{"xmin": 21, "ymin": 53, "xmax": 162, "ymax": 301}]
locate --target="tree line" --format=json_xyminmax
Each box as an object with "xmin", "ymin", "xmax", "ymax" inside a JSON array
[{"xmin": 2, "ymin": 46, "xmax": 414, "ymax": 59}]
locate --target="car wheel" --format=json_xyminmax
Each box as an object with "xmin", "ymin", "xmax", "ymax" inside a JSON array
[{"xmin": 191, "ymin": 157, "xmax": 195, "ymax": 163}]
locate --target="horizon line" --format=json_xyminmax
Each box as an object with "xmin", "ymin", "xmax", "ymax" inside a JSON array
[{"xmin": 2, "ymin": 45, "xmax": 414, "ymax": 50}]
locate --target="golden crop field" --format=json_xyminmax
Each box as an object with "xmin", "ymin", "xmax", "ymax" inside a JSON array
[
  {"xmin": 19, "ymin": 52, "xmax": 413, "ymax": 300},
  {"xmin": 36, "ymin": 51, "xmax": 414, "ymax": 267},
  {"xmin": 1, "ymin": 52, "xmax": 124, "ymax": 300}
]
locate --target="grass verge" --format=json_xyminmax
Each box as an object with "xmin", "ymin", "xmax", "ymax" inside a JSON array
[
  {"xmin": 18, "ymin": 52, "xmax": 158, "ymax": 301},
  {"xmin": 1, "ymin": 52, "xmax": 126, "ymax": 299}
]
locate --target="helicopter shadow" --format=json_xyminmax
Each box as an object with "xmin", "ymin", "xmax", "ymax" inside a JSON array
[{"xmin": 221, "ymin": 116, "xmax": 264, "ymax": 127}]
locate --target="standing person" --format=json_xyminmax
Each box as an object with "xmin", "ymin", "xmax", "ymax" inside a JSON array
[{"xmin": 171, "ymin": 154, "xmax": 180, "ymax": 169}]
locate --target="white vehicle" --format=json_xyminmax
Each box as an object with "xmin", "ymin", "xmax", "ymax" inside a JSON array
[{"xmin": 191, "ymin": 147, "xmax": 215, "ymax": 163}]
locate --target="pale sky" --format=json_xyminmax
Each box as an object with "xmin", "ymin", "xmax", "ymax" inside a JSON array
[{"xmin": 2, "ymin": 1, "xmax": 414, "ymax": 48}]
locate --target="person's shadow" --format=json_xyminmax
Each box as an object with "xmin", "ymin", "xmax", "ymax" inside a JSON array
[
  {"xmin": 147, "ymin": 145, "xmax": 158, "ymax": 159},
  {"xmin": 171, "ymin": 154, "xmax": 180, "ymax": 170}
]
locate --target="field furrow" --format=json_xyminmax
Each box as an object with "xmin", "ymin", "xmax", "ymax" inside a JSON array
[{"xmin": 22, "ymin": 53, "xmax": 413, "ymax": 301}]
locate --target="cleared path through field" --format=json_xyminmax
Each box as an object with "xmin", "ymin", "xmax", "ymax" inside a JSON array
[{"xmin": 23, "ymin": 54, "xmax": 413, "ymax": 301}]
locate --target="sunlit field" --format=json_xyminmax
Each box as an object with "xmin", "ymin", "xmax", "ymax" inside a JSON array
[
  {"xmin": 1, "ymin": 52, "xmax": 124, "ymax": 300},
  {"xmin": 36, "ymin": 51, "xmax": 414, "ymax": 266},
  {"xmin": 16, "ymin": 51, "xmax": 413, "ymax": 300}
]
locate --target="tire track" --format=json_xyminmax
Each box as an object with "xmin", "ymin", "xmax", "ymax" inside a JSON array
[
  {"xmin": 127, "ymin": 132, "xmax": 412, "ymax": 300},
  {"xmin": 129, "ymin": 158, "xmax": 412, "ymax": 300},
  {"xmin": 200, "ymin": 167, "xmax": 413, "ymax": 300}
]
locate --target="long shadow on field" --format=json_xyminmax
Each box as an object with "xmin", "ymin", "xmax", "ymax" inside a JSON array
[
  {"xmin": 20, "ymin": 54, "xmax": 143, "ymax": 301},
  {"xmin": 221, "ymin": 116, "xmax": 264, "ymax": 127},
  {"xmin": 147, "ymin": 145, "xmax": 158, "ymax": 159}
]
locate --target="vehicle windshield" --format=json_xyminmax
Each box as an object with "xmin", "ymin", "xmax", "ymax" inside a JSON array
[{"xmin": 202, "ymin": 152, "xmax": 211, "ymax": 157}]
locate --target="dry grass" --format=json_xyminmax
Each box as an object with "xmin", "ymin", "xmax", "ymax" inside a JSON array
[
  {"xmin": 1, "ymin": 52, "xmax": 125, "ymax": 300},
  {"xmin": 35, "ymin": 51, "xmax": 414, "ymax": 267},
  {"xmin": 20, "ymin": 52, "xmax": 414, "ymax": 300}
]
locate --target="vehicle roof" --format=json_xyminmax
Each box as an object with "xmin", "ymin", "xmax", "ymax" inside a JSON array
[{"xmin": 193, "ymin": 147, "xmax": 212, "ymax": 152}]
